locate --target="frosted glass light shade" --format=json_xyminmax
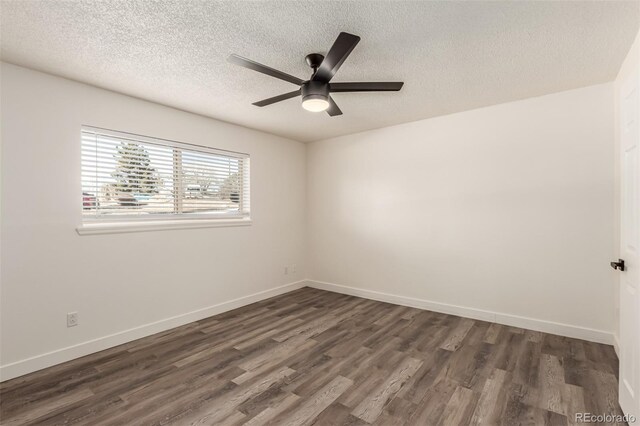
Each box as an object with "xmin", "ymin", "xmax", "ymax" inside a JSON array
[{"xmin": 302, "ymin": 97, "xmax": 329, "ymax": 112}]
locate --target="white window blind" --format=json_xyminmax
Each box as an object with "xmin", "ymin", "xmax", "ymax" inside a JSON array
[{"xmin": 81, "ymin": 126, "xmax": 250, "ymax": 222}]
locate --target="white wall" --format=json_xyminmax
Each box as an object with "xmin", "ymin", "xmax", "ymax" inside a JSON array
[
  {"xmin": 307, "ymin": 83, "xmax": 616, "ymax": 342},
  {"xmin": 614, "ymin": 30, "xmax": 640, "ymax": 349},
  {"xmin": 0, "ymin": 63, "xmax": 307, "ymax": 380}
]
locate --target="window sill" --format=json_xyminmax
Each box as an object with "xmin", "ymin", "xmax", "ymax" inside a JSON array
[{"xmin": 76, "ymin": 218, "xmax": 252, "ymax": 235}]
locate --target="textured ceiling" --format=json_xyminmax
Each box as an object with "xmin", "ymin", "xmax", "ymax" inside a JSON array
[{"xmin": 1, "ymin": 1, "xmax": 639, "ymax": 142}]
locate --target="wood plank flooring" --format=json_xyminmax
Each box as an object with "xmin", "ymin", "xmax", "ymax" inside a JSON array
[{"xmin": 0, "ymin": 287, "xmax": 624, "ymax": 425}]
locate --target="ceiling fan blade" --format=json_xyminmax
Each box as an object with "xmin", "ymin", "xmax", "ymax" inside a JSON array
[
  {"xmin": 312, "ymin": 32, "xmax": 360, "ymax": 83},
  {"xmin": 228, "ymin": 54, "xmax": 304, "ymax": 86},
  {"xmin": 330, "ymin": 82, "xmax": 404, "ymax": 92},
  {"xmin": 252, "ymin": 90, "xmax": 301, "ymax": 107},
  {"xmin": 326, "ymin": 96, "xmax": 343, "ymax": 117}
]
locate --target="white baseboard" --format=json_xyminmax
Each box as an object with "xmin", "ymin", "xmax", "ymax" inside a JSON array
[
  {"xmin": 305, "ymin": 279, "xmax": 614, "ymax": 346},
  {"xmin": 0, "ymin": 280, "xmax": 306, "ymax": 382},
  {"xmin": 613, "ymin": 333, "xmax": 621, "ymax": 358}
]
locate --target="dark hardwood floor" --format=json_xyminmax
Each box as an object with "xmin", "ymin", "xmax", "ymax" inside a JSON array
[{"xmin": 0, "ymin": 287, "xmax": 623, "ymax": 425}]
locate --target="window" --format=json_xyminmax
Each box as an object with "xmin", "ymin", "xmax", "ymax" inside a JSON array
[{"xmin": 80, "ymin": 126, "xmax": 250, "ymax": 231}]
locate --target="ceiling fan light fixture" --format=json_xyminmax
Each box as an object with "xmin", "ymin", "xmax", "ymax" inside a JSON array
[
  {"xmin": 228, "ymin": 32, "xmax": 403, "ymax": 117},
  {"xmin": 302, "ymin": 95, "xmax": 329, "ymax": 112}
]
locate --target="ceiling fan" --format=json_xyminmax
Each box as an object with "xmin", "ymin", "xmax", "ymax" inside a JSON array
[{"xmin": 228, "ymin": 32, "xmax": 404, "ymax": 116}]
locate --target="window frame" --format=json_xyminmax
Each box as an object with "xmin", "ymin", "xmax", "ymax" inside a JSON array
[{"xmin": 77, "ymin": 126, "xmax": 251, "ymax": 235}]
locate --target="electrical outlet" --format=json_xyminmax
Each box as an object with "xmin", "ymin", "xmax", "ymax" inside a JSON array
[
  {"xmin": 291, "ymin": 264, "xmax": 297, "ymax": 274},
  {"xmin": 67, "ymin": 312, "xmax": 78, "ymax": 327},
  {"xmin": 284, "ymin": 266, "xmax": 289, "ymax": 275}
]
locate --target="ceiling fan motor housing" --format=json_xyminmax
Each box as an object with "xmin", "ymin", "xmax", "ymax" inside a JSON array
[{"xmin": 301, "ymin": 80, "xmax": 329, "ymax": 103}]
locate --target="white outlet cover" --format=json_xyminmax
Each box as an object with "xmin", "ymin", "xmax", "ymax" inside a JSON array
[{"xmin": 67, "ymin": 312, "xmax": 78, "ymax": 327}]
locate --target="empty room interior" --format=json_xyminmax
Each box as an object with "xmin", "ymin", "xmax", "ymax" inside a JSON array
[{"xmin": 2, "ymin": 1, "xmax": 640, "ymax": 425}]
